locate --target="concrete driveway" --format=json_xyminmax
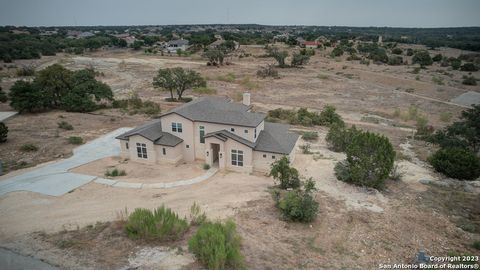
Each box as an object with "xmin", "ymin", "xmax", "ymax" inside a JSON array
[
  {"xmin": 0, "ymin": 112, "xmax": 18, "ymax": 122},
  {"xmin": 0, "ymin": 128, "xmax": 131, "ymax": 196}
]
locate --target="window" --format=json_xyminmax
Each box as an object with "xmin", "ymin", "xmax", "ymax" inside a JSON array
[
  {"xmin": 126, "ymin": 142, "xmax": 129, "ymax": 149},
  {"xmin": 171, "ymin": 122, "xmax": 182, "ymax": 133},
  {"xmin": 272, "ymin": 155, "xmax": 276, "ymax": 159},
  {"xmin": 199, "ymin": 126, "xmax": 205, "ymax": 144},
  {"xmin": 230, "ymin": 127, "xmax": 235, "ymax": 132},
  {"xmin": 186, "ymin": 144, "xmax": 190, "ymax": 148},
  {"xmin": 136, "ymin": 143, "xmax": 148, "ymax": 159},
  {"xmin": 231, "ymin": 150, "xmax": 244, "ymax": 166},
  {"xmin": 162, "ymin": 148, "xmax": 166, "ymax": 155},
  {"xmin": 263, "ymin": 154, "xmax": 266, "ymax": 158},
  {"xmin": 244, "ymin": 129, "xmax": 248, "ymax": 133},
  {"xmin": 254, "ymin": 128, "xmax": 257, "ymax": 139}
]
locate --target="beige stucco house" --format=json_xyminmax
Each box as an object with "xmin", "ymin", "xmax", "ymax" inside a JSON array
[{"xmin": 116, "ymin": 94, "xmax": 300, "ymax": 173}]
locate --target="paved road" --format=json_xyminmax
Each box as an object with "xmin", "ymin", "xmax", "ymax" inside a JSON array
[
  {"xmin": 0, "ymin": 111, "xmax": 18, "ymax": 122},
  {"xmin": 0, "ymin": 248, "xmax": 59, "ymax": 270},
  {"xmin": 0, "ymin": 128, "xmax": 131, "ymax": 196}
]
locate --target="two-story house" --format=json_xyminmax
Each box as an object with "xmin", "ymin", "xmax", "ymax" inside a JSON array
[{"xmin": 116, "ymin": 94, "xmax": 300, "ymax": 173}]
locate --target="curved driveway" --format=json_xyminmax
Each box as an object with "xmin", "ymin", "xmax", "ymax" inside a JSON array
[{"xmin": 0, "ymin": 128, "xmax": 132, "ymax": 196}]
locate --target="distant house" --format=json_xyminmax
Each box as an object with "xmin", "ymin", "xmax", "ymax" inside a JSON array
[
  {"xmin": 113, "ymin": 33, "xmax": 137, "ymax": 45},
  {"xmin": 116, "ymin": 94, "xmax": 300, "ymax": 173},
  {"xmin": 301, "ymin": 41, "xmax": 321, "ymax": 49},
  {"xmin": 208, "ymin": 38, "xmax": 239, "ymax": 50},
  {"xmin": 166, "ymin": 39, "xmax": 190, "ymax": 52}
]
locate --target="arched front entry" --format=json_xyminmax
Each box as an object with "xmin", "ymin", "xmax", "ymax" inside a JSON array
[{"xmin": 204, "ymin": 137, "xmax": 226, "ymax": 170}]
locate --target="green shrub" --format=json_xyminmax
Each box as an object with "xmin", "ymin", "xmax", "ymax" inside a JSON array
[
  {"xmin": 203, "ymin": 163, "xmax": 211, "ymax": 170},
  {"xmin": 126, "ymin": 206, "xmax": 189, "ymax": 241},
  {"xmin": 216, "ymin": 73, "xmax": 236, "ymax": 82},
  {"xmin": 432, "ymin": 76, "xmax": 444, "ymax": 85},
  {"xmin": 462, "ymin": 76, "xmax": 477, "ymax": 86},
  {"xmin": 20, "ymin": 143, "xmax": 38, "ymax": 152},
  {"xmin": 189, "ymin": 202, "xmax": 207, "ymax": 226},
  {"xmin": 105, "ymin": 168, "xmax": 127, "ymax": 177},
  {"xmin": 68, "ymin": 136, "xmax": 83, "ymax": 145},
  {"xmin": 302, "ymin": 131, "xmax": 318, "ymax": 141},
  {"xmin": 300, "ymin": 144, "xmax": 312, "ymax": 154},
  {"xmin": 460, "ymin": 62, "xmax": 479, "ymax": 72},
  {"xmin": 319, "ymin": 105, "xmax": 344, "ymax": 127},
  {"xmin": 388, "ymin": 56, "xmax": 403, "ymax": 65},
  {"xmin": 338, "ymin": 131, "xmax": 396, "ymax": 189},
  {"xmin": 450, "ymin": 58, "xmax": 462, "ymax": 70},
  {"xmin": 16, "ymin": 66, "xmax": 35, "ymax": 76},
  {"xmin": 257, "ymin": 65, "xmax": 279, "ymax": 78},
  {"xmin": 113, "ymin": 94, "xmax": 161, "ymax": 116},
  {"xmin": 188, "ymin": 220, "xmax": 244, "ymax": 270},
  {"xmin": 330, "ymin": 46, "xmax": 344, "ymax": 57},
  {"xmin": 272, "ymin": 178, "xmax": 318, "ymax": 222},
  {"xmin": 57, "ymin": 121, "xmax": 74, "ymax": 130},
  {"xmin": 193, "ymin": 86, "xmax": 217, "ymax": 95},
  {"xmin": 412, "ymin": 50, "xmax": 433, "ymax": 67},
  {"xmin": 428, "ymin": 147, "xmax": 480, "ymax": 180},
  {"xmin": 391, "ymin": 48, "xmax": 403, "ymax": 55},
  {"xmin": 0, "ymin": 122, "xmax": 8, "ymax": 143},
  {"xmin": 326, "ymin": 125, "xmax": 361, "ymax": 152},
  {"xmin": 0, "ymin": 87, "xmax": 7, "ymax": 103},
  {"xmin": 270, "ymin": 156, "xmax": 301, "ymax": 189},
  {"xmin": 439, "ymin": 112, "xmax": 452, "ymax": 122},
  {"xmin": 432, "ymin": 54, "xmax": 443, "ymax": 62},
  {"xmin": 334, "ymin": 160, "xmax": 351, "ymax": 182}
]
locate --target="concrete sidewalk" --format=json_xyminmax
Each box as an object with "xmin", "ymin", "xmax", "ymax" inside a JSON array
[
  {"xmin": 0, "ymin": 128, "xmax": 132, "ymax": 196},
  {"xmin": 0, "ymin": 112, "xmax": 18, "ymax": 122}
]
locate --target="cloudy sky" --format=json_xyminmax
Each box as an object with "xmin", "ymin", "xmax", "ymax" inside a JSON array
[{"xmin": 1, "ymin": 0, "xmax": 479, "ymax": 27}]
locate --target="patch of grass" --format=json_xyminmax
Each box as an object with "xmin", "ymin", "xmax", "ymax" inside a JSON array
[
  {"xmin": 216, "ymin": 72, "xmax": 236, "ymax": 83},
  {"xmin": 317, "ymin": 74, "xmax": 329, "ymax": 80},
  {"xmin": 188, "ymin": 220, "xmax": 244, "ymax": 270},
  {"xmin": 193, "ymin": 86, "xmax": 217, "ymax": 95},
  {"xmin": 432, "ymin": 76, "xmax": 444, "ymax": 85},
  {"xmin": 125, "ymin": 206, "xmax": 189, "ymax": 241},
  {"xmin": 57, "ymin": 121, "xmax": 74, "ymax": 130},
  {"xmin": 189, "ymin": 202, "xmax": 207, "ymax": 226},
  {"xmin": 302, "ymin": 131, "xmax": 318, "ymax": 141},
  {"xmin": 440, "ymin": 112, "xmax": 452, "ymax": 122},
  {"xmin": 20, "ymin": 143, "xmax": 38, "ymax": 152},
  {"xmin": 405, "ymin": 88, "xmax": 415, "ymax": 93},
  {"xmin": 105, "ymin": 168, "xmax": 127, "ymax": 177},
  {"xmin": 67, "ymin": 136, "xmax": 83, "ymax": 145},
  {"xmin": 240, "ymin": 76, "xmax": 258, "ymax": 90}
]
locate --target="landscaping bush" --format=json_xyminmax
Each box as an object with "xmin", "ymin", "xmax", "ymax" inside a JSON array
[
  {"xmin": 67, "ymin": 136, "xmax": 83, "ymax": 145},
  {"xmin": 105, "ymin": 168, "xmax": 126, "ymax": 177},
  {"xmin": 301, "ymin": 131, "xmax": 318, "ymax": 141},
  {"xmin": 188, "ymin": 220, "xmax": 244, "ymax": 270},
  {"xmin": 203, "ymin": 163, "xmax": 211, "ymax": 170},
  {"xmin": 272, "ymin": 178, "xmax": 318, "ymax": 222},
  {"xmin": 270, "ymin": 156, "xmax": 300, "ymax": 189},
  {"xmin": 336, "ymin": 131, "xmax": 396, "ymax": 189},
  {"xmin": 462, "ymin": 75, "xmax": 477, "ymax": 86},
  {"xmin": 428, "ymin": 147, "xmax": 480, "ymax": 180},
  {"xmin": 0, "ymin": 122, "xmax": 8, "ymax": 143},
  {"xmin": 57, "ymin": 121, "xmax": 74, "ymax": 130},
  {"xmin": 126, "ymin": 206, "xmax": 189, "ymax": 241},
  {"xmin": 319, "ymin": 105, "xmax": 344, "ymax": 127},
  {"xmin": 326, "ymin": 124, "xmax": 361, "ymax": 152},
  {"xmin": 20, "ymin": 143, "xmax": 38, "ymax": 152}
]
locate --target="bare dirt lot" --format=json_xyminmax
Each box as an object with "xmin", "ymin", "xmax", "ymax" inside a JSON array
[{"xmin": 0, "ymin": 45, "xmax": 479, "ymax": 269}]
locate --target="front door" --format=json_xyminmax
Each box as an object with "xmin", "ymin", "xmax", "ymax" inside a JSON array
[{"xmin": 211, "ymin": 143, "xmax": 220, "ymax": 164}]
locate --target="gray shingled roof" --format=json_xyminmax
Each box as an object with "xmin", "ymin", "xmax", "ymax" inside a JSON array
[
  {"xmin": 163, "ymin": 97, "xmax": 266, "ymax": 127},
  {"xmin": 205, "ymin": 122, "xmax": 299, "ymax": 155},
  {"xmin": 254, "ymin": 122, "xmax": 299, "ymax": 154},
  {"xmin": 115, "ymin": 120, "xmax": 183, "ymax": 147},
  {"xmin": 168, "ymin": 39, "xmax": 189, "ymax": 46}
]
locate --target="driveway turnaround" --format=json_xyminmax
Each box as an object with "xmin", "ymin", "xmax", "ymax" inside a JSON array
[{"xmin": 0, "ymin": 128, "xmax": 132, "ymax": 196}]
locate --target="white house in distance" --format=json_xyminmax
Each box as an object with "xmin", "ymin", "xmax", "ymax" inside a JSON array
[
  {"xmin": 166, "ymin": 39, "xmax": 190, "ymax": 53},
  {"xmin": 116, "ymin": 94, "xmax": 300, "ymax": 173}
]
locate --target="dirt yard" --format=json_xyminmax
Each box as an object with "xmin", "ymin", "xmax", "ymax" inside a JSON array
[
  {"xmin": 0, "ymin": 45, "xmax": 479, "ymax": 269},
  {"xmin": 71, "ymin": 157, "xmax": 206, "ymax": 183}
]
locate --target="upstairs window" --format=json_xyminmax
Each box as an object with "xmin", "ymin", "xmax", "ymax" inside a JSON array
[
  {"xmin": 231, "ymin": 149, "xmax": 244, "ymax": 167},
  {"xmin": 230, "ymin": 127, "xmax": 235, "ymax": 132},
  {"xmin": 199, "ymin": 126, "xmax": 205, "ymax": 144},
  {"xmin": 244, "ymin": 129, "xmax": 248, "ymax": 133},
  {"xmin": 254, "ymin": 128, "xmax": 257, "ymax": 139},
  {"xmin": 126, "ymin": 142, "xmax": 129, "ymax": 149},
  {"xmin": 162, "ymin": 148, "xmax": 166, "ymax": 155},
  {"xmin": 171, "ymin": 122, "xmax": 183, "ymax": 133},
  {"xmin": 136, "ymin": 143, "xmax": 148, "ymax": 159}
]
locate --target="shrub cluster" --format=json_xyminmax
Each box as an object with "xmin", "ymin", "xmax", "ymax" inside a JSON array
[
  {"xmin": 112, "ymin": 94, "xmax": 161, "ymax": 116},
  {"xmin": 268, "ymin": 105, "xmax": 344, "ymax": 127},
  {"xmin": 9, "ymin": 64, "xmax": 113, "ymax": 113},
  {"xmin": 126, "ymin": 206, "xmax": 189, "ymax": 241},
  {"xmin": 256, "ymin": 65, "xmax": 279, "ymax": 78},
  {"xmin": 67, "ymin": 136, "xmax": 83, "ymax": 145},
  {"xmin": 301, "ymin": 131, "xmax": 318, "ymax": 141},
  {"xmin": 105, "ymin": 168, "xmax": 126, "ymax": 177},
  {"xmin": 427, "ymin": 105, "xmax": 480, "ymax": 180},
  {"xmin": 188, "ymin": 220, "xmax": 244, "ymax": 270},
  {"xmin": 330, "ymin": 126, "xmax": 396, "ymax": 189},
  {"xmin": 20, "ymin": 143, "xmax": 38, "ymax": 152},
  {"xmin": 270, "ymin": 156, "xmax": 300, "ymax": 189},
  {"xmin": 272, "ymin": 178, "xmax": 319, "ymax": 223},
  {"xmin": 0, "ymin": 122, "xmax": 8, "ymax": 143}
]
